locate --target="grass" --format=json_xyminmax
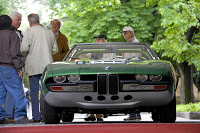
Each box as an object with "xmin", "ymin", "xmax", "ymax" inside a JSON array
[{"xmin": 176, "ymin": 102, "xmax": 200, "ymax": 112}]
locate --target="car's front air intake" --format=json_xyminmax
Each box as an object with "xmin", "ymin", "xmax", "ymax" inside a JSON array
[{"xmin": 97, "ymin": 74, "xmax": 119, "ymax": 94}]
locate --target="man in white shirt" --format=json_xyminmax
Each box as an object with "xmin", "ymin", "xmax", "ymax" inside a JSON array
[{"xmin": 21, "ymin": 13, "xmax": 58, "ymax": 123}]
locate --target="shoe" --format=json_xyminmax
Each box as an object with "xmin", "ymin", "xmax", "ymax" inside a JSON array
[
  {"xmin": 0, "ymin": 119, "xmax": 6, "ymax": 124},
  {"xmin": 103, "ymin": 114, "xmax": 108, "ymax": 118},
  {"xmin": 124, "ymin": 115, "xmax": 141, "ymax": 121},
  {"xmin": 124, "ymin": 116, "xmax": 137, "ymax": 121},
  {"xmin": 84, "ymin": 117, "xmax": 96, "ymax": 121},
  {"xmin": 33, "ymin": 120, "xmax": 41, "ymax": 123},
  {"xmin": 0, "ymin": 118, "xmax": 14, "ymax": 124},
  {"xmin": 136, "ymin": 114, "xmax": 141, "ymax": 120},
  {"xmin": 14, "ymin": 117, "xmax": 33, "ymax": 124},
  {"xmin": 97, "ymin": 118, "xmax": 103, "ymax": 121},
  {"xmin": 124, "ymin": 113, "xmax": 141, "ymax": 121},
  {"xmin": 4, "ymin": 118, "xmax": 14, "ymax": 124}
]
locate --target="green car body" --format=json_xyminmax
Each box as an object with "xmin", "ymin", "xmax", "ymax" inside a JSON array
[{"xmin": 40, "ymin": 43, "xmax": 178, "ymax": 124}]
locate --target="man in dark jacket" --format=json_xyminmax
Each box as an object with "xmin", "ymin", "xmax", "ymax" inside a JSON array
[
  {"xmin": 0, "ymin": 15, "xmax": 31, "ymax": 124},
  {"xmin": 50, "ymin": 19, "xmax": 70, "ymax": 61},
  {"xmin": 3, "ymin": 11, "xmax": 24, "ymax": 124}
]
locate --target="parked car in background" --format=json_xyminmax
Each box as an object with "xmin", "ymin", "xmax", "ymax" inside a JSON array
[{"xmin": 40, "ymin": 43, "xmax": 178, "ymax": 124}]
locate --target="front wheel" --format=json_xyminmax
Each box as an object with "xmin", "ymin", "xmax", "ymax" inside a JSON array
[
  {"xmin": 152, "ymin": 96, "xmax": 176, "ymax": 123},
  {"xmin": 40, "ymin": 96, "xmax": 61, "ymax": 124}
]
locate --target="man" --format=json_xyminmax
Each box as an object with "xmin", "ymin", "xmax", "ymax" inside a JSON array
[
  {"xmin": 0, "ymin": 15, "xmax": 31, "ymax": 124},
  {"xmin": 10, "ymin": 11, "xmax": 23, "ymax": 42},
  {"xmin": 122, "ymin": 26, "xmax": 139, "ymax": 43},
  {"xmin": 94, "ymin": 34, "xmax": 107, "ymax": 43},
  {"xmin": 50, "ymin": 19, "xmax": 70, "ymax": 61},
  {"xmin": 122, "ymin": 26, "xmax": 141, "ymax": 121},
  {"xmin": 3, "ymin": 11, "xmax": 23, "ymax": 124},
  {"xmin": 21, "ymin": 13, "xmax": 58, "ymax": 122},
  {"xmin": 84, "ymin": 34, "xmax": 107, "ymax": 122}
]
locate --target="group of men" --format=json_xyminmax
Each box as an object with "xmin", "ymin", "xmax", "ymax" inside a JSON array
[
  {"xmin": 0, "ymin": 10, "xmax": 140, "ymax": 124},
  {"xmin": 0, "ymin": 11, "xmax": 69, "ymax": 124}
]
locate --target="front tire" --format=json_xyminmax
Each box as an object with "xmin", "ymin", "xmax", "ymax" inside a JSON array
[
  {"xmin": 152, "ymin": 96, "xmax": 176, "ymax": 123},
  {"xmin": 40, "ymin": 96, "xmax": 61, "ymax": 124}
]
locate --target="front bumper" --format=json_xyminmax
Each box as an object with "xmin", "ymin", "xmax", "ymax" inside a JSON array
[{"xmin": 44, "ymin": 90, "xmax": 174, "ymax": 109}]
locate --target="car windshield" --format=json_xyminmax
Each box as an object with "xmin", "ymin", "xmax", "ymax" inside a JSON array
[{"xmin": 64, "ymin": 43, "xmax": 158, "ymax": 62}]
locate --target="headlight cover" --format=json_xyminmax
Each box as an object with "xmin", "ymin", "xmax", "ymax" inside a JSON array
[
  {"xmin": 68, "ymin": 75, "xmax": 80, "ymax": 83},
  {"xmin": 53, "ymin": 76, "xmax": 66, "ymax": 83},
  {"xmin": 150, "ymin": 75, "xmax": 162, "ymax": 82},
  {"xmin": 136, "ymin": 74, "xmax": 148, "ymax": 82}
]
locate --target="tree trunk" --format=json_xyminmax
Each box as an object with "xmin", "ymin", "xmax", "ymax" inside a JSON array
[
  {"xmin": 178, "ymin": 64, "xmax": 185, "ymax": 104},
  {"xmin": 179, "ymin": 62, "xmax": 194, "ymax": 104},
  {"xmin": 178, "ymin": 25, "xmax": 198, "ymax": 104}
]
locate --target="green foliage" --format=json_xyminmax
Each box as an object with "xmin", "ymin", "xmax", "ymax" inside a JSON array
[
  {"xmin": 0, "ymin": 0, "xmax": 9, "ymax": 15},
  {"xmin": 176, "ymin": 102, "xmax": 200, "ymax": 112},
  {"xmin": 151, "ymin": 0, "xmax": 200, "ymax": 70},
  {"xmin": 0, "ymin": 0, "xmax": 28, "ymax": 15},
  {"xmin": 45, "ymin": 0, "xmax": 160, "ymax": 46}
]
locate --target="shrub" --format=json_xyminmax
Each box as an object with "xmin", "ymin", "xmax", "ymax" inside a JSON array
[{"xmin": 176, "ymin": 102, "xmax": 200, "ymax": 112}]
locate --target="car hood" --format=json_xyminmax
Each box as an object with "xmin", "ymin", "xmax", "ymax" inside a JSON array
[{"xmin": 49, "ymin": 60, "xmax": 170, "ymax": 76}]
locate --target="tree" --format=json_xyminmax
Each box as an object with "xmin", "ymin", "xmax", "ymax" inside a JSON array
[
  {"xmin": 0, "ymin": 0, "xmax": 10, "ymax": 15},
  {"xmin": 150, "ymin": 0, "xmax": 200, "ymax": 104},
  {"xmin": 0, "ymin": 0, "xmax": 27, "ymax": 13}
]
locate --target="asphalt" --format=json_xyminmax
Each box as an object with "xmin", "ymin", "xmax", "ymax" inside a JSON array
[{"xmin": 1, "ymin": 112, "xmax": 200, "ymax": 127}]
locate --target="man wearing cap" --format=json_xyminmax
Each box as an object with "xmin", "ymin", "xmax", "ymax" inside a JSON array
[
  {"xmin": 122, "ymin": 26, "xmax": 139, "ymax": 43},
  {"xmin": 122, "ymin": 26, "xmax": 141, "ymax": 121},
  {"xmin": 90, "ymin": 34, "xmax": 108, "ymax": 59},
  {"xmin": 84, "ymin": 34, "xmax": 107, "ymax": 121},
  {"xmin": 94, "ymin": 34, "xmax": 107, "ymax": 42}
]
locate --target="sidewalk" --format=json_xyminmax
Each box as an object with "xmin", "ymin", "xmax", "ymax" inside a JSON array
[{"xmin": 73, "ymin": 112, "xmax": 200, "ymax": 123}]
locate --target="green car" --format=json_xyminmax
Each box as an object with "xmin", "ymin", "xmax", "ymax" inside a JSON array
[{"xmin": 40, "ymin": 43, "xmax": 178, "ymax": 124}]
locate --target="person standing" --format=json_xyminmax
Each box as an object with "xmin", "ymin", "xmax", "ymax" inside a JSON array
[
  {"xmin": 0, "ymin": 15, "xmax": 31, "ymax": 124},
  {"xmin": 3, "ymin": 11, "xmax": 23, "ymax": 124},
  {"xmin": 84, "ymin": 34, "xmax": 107, "ymax": 122},
  {"xmin": 50, "ymin": 19, "xmax": 70, "ymax": 61},
  {"xmin": 10, "ymin": 11, "xmax": 23, "ymax": 42},
  {"xmin": 122, "ymin": 26, "xmax": 141, "ymax": 121},
  {"xmin": 21, "ymin": 13, "xmax": 58, "ymax": 123},
  {"xmin": 122, "ymin": 26, "xmax": 139, "ymax": 43}
]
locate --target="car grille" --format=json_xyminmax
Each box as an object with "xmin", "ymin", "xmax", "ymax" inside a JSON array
[
  {"xmin": 97, "ymin": 74, "xmax": 119, "ymax": 94},
  {"xmin": 46, "ymin": 74, "xmax": 169, "ymax": 92}
]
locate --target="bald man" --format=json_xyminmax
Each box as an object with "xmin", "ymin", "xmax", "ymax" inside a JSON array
[{"xmin": 50, "ymin": 19, "xmax": 70, "ymax": 61}]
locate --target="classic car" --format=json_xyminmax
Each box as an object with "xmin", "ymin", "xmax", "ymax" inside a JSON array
[{"xmin": 40, "ymin": 42, "xmax": 178, "ymax": 124}]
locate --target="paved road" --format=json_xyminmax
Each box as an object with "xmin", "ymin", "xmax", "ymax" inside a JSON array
[
  {"xmin": 1, "ymin": 113, "xmax": 200, "ymax": 133},
  {"xmin": 1, "ymin": 112, "xmax": 200, "ymax": 127}
]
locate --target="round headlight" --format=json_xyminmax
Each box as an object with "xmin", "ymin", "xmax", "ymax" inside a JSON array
[
  {"xmin": 150, "ymin": 75, "xmax": 162, "ymax": 82},
  {"xmin": 68, "ymin": 75, "xmax": 80, "ymax": 83},
  {"xmin": 53, "ymin": 76, "xmax": 66, "ymax": 83},
  {"xmin": 136, "ymin": 74, "xmax": 148, "ymax": 82}
]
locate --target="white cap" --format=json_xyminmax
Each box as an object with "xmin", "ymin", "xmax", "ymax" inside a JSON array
[{"xmin": 123, "ymin": 26, "xmax": 134, "ymax": 32}]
